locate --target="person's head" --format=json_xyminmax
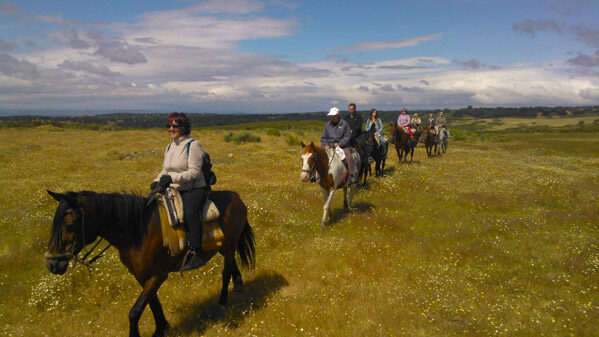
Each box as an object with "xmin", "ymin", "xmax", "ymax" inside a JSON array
[
  {"xmin": 328, "ymin": 107, "xmax": 340, "ymax": 123},
  {"xmin": 348, "ymin": 103, "xmax": 356, "ymax": 115},
  {"xmin": 166, "ymin": 112, "xmax": 191, "ymax": 140},
  {"xmin": 429, "ymin": 113, "xmax": 433, "ymax": 119},
  {"xmin": 439, "ymin": 111, "xmax": 444, "ymax": 117},
  {"xmin": 401, "ymin": 108, "xmax": 407, "ymax": 115},
  {"xmin": 414, "ymin": 113, "xmax": 419, "ymax": 118},
  {"xmin": 370, "ymin": 108, "xmax": 378, "ymax": 119}
]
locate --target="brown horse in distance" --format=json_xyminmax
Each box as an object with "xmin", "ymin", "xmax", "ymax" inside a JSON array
[
  {"xmin": 389, "ymin": 123, "xmax": 418, "ymax": 164},
  {"xmin": 423, "ymin": 127, "xmax": 437, "ymax": 157},
  {"xmin": 44, "ymin": 190, "xmax": 255, "ymax": 337}
]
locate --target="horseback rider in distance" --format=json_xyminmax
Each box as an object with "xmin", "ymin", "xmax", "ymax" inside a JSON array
[
  {"xmin": 321, "ymin": 107, "xmax": 356, "ymax": 183},
  {"xmin": 435, "ymin": 111, "xmax": 448, "ymax": 143},
  {"xmin": 397, "ymin": 108, "xmax": 414, "ymax": 140},
  {"xmin": 150, "ymin": 112, "xmax": 208, "ymax": 271},
  {"xmin": 343, "ymin": 103, "xmax": 363, "ymax": 143}
]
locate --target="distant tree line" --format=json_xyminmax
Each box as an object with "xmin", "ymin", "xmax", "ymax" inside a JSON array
[{"xmin": 0, "ymin": 106, "xmax": 597, "ymax": 129}]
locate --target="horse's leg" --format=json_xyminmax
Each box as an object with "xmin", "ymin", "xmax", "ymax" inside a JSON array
[
  {"xmin": 322, "ymin": 188, "xmax": 335, "ymax": 227},
  {"xmin": 218, "ymin": 253, "xmax": 236, "ymax": 306},
  {"xmin": 129, "ymin": 275, "xmax": 166, "ymax": 337},
  {"xmin": 148, "ymin": 294, "xmax": 169, "ymax": 337},
  {"xmin": 231, "ymin": 260, "xmax": 243, "ymax": 293},
  {"xmin": 348, "ymin": 183, "xmax": 355, "ymax": 210}
]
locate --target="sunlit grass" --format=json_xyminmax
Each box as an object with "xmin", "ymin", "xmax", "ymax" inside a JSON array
[{"xmin": 0, "ymin": 123, "xmax": 598, "ymax": 336}]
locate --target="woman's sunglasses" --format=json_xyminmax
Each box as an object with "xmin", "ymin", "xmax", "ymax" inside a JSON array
[{"xmin": 166, "ymin": 124, "xmax": 182, "ymax": 129}]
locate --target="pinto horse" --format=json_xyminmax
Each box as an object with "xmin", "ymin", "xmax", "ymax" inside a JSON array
[
  {"xmin": 300, "ymin": 142, "xmax": 360, "ymax": 227},
  {"xmin": 364, "ymin": 124, "xmax": 387, "ymax": 176},
  {"xmin": 423, "ymin": 127, "xmax": 437, "ymax": 157},
  {"xmin": 44, "ymin": 190, "xmax": 255, "ymax": 337},
  {"xmin": 389, "ymin": 123, "xmax": 418, "ymax": 164}
]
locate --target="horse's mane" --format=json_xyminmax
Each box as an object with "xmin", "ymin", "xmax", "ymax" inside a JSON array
[{"xmin": 79, "ymin": 191, "xmax": 154, "ymax": 247}]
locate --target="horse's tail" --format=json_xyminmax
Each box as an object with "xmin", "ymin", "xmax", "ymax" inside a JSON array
[{"xmin": 237, "ymin": 219, "xmax": 255, "ymax": 269}]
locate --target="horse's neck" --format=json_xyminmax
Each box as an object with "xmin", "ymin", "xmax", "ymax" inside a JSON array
[{"xmin": 313, "ymin": 147, "xmax": 331, "ymax": 176}]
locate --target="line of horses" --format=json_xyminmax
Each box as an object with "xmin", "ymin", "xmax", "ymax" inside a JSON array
[
  {"xmin": 301, "ymin": 122, "xmax": 450, "ymax": 228},
  {"xmin": 42, "ymin": 123, "xmax": 449, "ymax": 337}
]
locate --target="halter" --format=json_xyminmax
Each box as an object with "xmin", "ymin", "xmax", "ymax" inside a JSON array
[{"xmin": 44, "ymin": 208, "xmax": 117, "ymax": 268}]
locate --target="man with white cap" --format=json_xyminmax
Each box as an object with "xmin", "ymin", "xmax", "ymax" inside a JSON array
[{"xmin": 320, "ymin": 107, "xmax": 356, "ymax": 182}]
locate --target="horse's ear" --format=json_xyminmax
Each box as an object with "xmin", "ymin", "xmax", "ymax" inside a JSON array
[
  {"xmin": 47, "ymin": 190, "xmax": 65, "ymax": 202},
  {"xmin": 301, "ymin": 141, "xmax": 306, "ymax": 147},
  {"xmin": 310, "ymin": 141, "xmax": 314, "ymax": 147}
]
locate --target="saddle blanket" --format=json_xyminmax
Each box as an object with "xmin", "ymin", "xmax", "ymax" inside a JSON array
[{"xmin": 157, "ymin": 192, "xmax": 224, "ymax": 256}]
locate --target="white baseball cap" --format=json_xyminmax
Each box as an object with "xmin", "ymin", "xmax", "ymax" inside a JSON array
[{"xmin": 327, "ymin": 107, "xmax": 340, "ymax": 116}]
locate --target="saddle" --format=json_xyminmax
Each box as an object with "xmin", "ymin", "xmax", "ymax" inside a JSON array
[{"xmin": 157, "ymin": 188, "xmax": 224, "ymax": 256}]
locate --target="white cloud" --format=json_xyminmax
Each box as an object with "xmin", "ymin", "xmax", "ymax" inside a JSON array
[
  {"xmin": 342, "ymin": 33, "xmax": 443, "ymax": 51},
  {"xmin": 1, "ymin": 1, "xmax": 598, "ymax": 112}
]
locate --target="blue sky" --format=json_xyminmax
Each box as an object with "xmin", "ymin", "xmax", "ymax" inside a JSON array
[{"xmin": 1, "ymin": 0, "xmax": 598, "ymax": 113}]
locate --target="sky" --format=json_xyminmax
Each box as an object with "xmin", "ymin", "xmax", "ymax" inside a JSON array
[{"xmin": 1, "ymin": 0, "xmax": 599, "ymax": 113}]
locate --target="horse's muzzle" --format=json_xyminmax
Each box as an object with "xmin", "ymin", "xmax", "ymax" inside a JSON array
[{"xmin": 45, "ymin": 251, "xmax": 71, "ymax": 275}]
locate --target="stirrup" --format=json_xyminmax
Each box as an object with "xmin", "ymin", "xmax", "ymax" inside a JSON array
[{"xmin": 180, "ymin": 249, "xmax": 206, "ymax": 271}]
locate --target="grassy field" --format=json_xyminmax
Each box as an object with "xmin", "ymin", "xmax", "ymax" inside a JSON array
[
  {"xmin": 452, "ymin": 115, "xmax": 599, "ymax": 131},
  {"xmin": 1, "ymin": 118, "xmax": 598, "ymax": 336}
]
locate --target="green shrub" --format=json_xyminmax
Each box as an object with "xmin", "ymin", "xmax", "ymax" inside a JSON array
[
  {"xmin": 286, "ymin": 134, "xmax": 302, "ymax": 146},
  {"xmin": 223, "ymin": 131, "xmax": 261, "ymax": 144},
  {"xmin": 266, "ymin": 128, "xmax": 281, "ymax": 136}
]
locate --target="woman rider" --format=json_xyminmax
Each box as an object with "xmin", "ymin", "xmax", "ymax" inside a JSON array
[
  {"xmin": 365, "ymin": 108, "xmax": 387, "ymax": 157},
  {"xmin": 396, "ymin": 108, "xmax": 413, "ymax": 139},
  {"xmin": 151, "ymin": 112, "xmax": 207, "ymax": 271}
]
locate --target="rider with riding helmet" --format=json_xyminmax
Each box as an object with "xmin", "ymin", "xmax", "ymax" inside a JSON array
[{"xmin": 151, "ymin": 112, "xmax": 208, "ymax": 271}]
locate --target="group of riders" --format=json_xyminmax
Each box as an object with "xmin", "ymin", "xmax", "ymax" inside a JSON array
[
  {"xmin": 151, "ymin": 107, "xmax": 448, "ymax": 269},
  {"xmin": 321, "ymin": 103, "xmax": 449, "ymax": 183}
]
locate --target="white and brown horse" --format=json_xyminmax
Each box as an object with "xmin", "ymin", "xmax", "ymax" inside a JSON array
[{"xmin": 300, "ymin": 142, "xmax": 360, "ymax": 228}]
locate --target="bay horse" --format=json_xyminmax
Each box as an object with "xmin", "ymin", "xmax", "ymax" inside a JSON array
[
  {"xmin": 44, "ymin": 190, "xmax": 255, "ymax": 337},
  {"xmin": 389, "ymin": 123, "xmax": 417, "ymax": 164},
  {"xmin": 364, "ymin": 124, "xmax": 387, "ymax": 176},
  {"xmin": 300, "ymin": 142, "xmax": 360, "ymax": 228},
  {"xmin": 353, "ymin": 133, "xmax": 370, "ymax": 187},
  {"xmin": 423, "ymin": 127, "xmax": 437, "ymax": 157}
]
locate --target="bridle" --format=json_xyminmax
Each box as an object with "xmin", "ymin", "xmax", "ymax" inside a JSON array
[
  {"xmin": 302, "ymin": 148, "xmax": 337, "ymax": 183},
  {"xmin": 44, "ymin": 208, "xmax": 117, "ymax": 268},
  {"xmin": 301, "ymin": 154, "xmax": 320, "ymax": 182}
]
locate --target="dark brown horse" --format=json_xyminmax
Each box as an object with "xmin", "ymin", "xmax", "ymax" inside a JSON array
[
  {"xmin": 389, "ymin": 123, "xmax": 418, "ymax": 164},
  {"xmin": 423, "ymin": 127, "xmax": 437, "ymax": 157},
  {"xmin": 44, "ymin": 190, "xmax": 255, "ymax": 337}
]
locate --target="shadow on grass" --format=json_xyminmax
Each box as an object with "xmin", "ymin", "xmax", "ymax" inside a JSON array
[
  {"xmin": 170, "ymin": 270, "xmax": 288, "ymax": 335},
  {"xmin": 329, "ymin": 201, "xmax": 375, "ymax": 225}
]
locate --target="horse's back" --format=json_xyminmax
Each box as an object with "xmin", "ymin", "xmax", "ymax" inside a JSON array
[{"xmin": 209, "ymin": 190, "xmax": 246, "ymax": 216}]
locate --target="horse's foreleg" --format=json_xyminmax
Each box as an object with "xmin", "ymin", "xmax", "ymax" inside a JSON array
[
  {"xmin": 129, "ymin": 293, "xmax": 148, "ymax": 337},
  {"xmin": 148, "ymin": 295, "xmax": 169, "ymax": 337},
  {"xmin": 129, "ymin": 275, "xmax": 166, "ymax": 337},
  {"xmin": 343, "ymin": 186, "xmax": 349, "ymax": 211},
  {"xmin": 322, "ymin": 188, "xmax": 335, "ymax": 227}
]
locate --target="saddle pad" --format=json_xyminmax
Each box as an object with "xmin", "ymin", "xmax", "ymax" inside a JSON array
[
  {"xmin": 158, "ymin": 202, "xmax": 187, "ymax": 256},
  {"xmin": 202, "ymin": 221, "xmax": 224, "ymax": 251},
  {"xmin": 158, "ymin": 198, "xmax": 224, "ymax": 256}
]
